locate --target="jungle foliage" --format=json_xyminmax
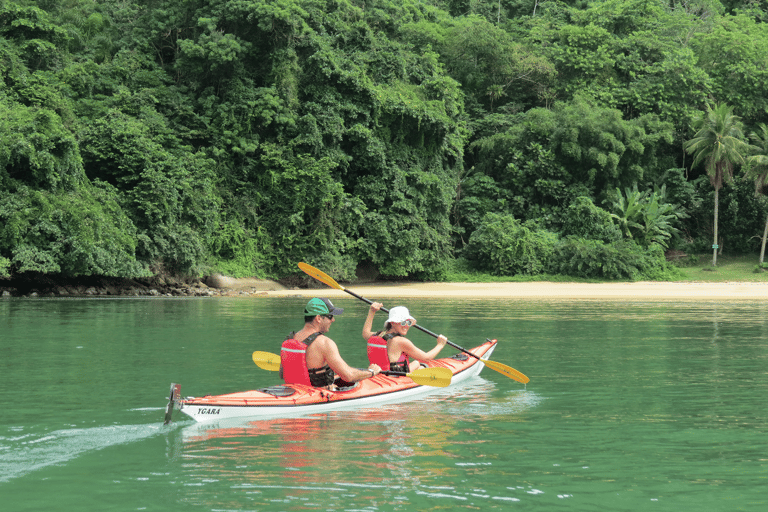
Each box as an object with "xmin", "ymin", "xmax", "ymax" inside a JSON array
[{"xmin": 2, "ymin": 0, "xmax": 768, "ymax": 282}]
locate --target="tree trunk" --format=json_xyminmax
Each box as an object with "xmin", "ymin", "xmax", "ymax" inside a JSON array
[
  {"xmin": 760, "ymin": 212, "xmax": 768, "ymax": 265},
  {"xmin": 712, "ymin": 187, "xmax": 719, "ymax": 266}
]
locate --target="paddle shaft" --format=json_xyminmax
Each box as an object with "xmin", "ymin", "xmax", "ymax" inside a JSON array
[
  {"xmin": 361, "ymin": 369, "xmax": 430, "ymax": 378},
  {"xmin": 380, "ymin": 370, "xmax": 414, "ymax": 377},
  {"xmin": 342, "ymin": 288, "xmax": 484, "ymax": 363}
]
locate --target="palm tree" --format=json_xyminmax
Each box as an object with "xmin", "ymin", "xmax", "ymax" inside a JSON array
[
  {"xmin": 745, "ymin": 123, "xmax": 768, "ymax": 266},
  {"xmin": 683, "ymin": 103, "xmax": 748, "ymax": 266}
]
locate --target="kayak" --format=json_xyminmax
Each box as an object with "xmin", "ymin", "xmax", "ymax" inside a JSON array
[{"xmin": 165, "ymin": 339, "xmax": 497, "ymax": 423}]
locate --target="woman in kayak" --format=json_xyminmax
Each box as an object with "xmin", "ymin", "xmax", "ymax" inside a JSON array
[
  {"xmin": 362, "ymin": 302, "xmax": 447, "ymax": 373},
  {"xmin": 282, "ymin": 297, "xmax": 381, "ymax": 389}
]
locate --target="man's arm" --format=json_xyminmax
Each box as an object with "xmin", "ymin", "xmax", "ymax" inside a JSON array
[{"xmin": 320, "ymin": 337, "xmax": 380, "ymax": 382}]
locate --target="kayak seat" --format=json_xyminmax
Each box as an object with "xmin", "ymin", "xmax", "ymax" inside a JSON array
[
  {"xmin": 259, "ymin": 386, "xmax": 296, "ymax": 397},
  {"xmin": 333, "ymin": 378, "xmax": 359, "ymax": 392}
]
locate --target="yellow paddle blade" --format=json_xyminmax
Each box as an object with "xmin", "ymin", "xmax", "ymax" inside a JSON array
[
  {"xmin": 483, "ymin": 359, "xmax": 529, "ymax": 384},
  {"xmin": 406, "ymin": 367, "xmax": 453, "ymax": 388},
  {"xmin": 252, "ymin": 351, "xmax": 281, "ymax": 372},
  {"xmin": 298, "ymin": 262, "xmax": 345, "ymax": 290}
]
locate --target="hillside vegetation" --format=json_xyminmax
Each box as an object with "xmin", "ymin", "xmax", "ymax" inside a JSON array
[{"xmin": 3, "ymin": 0, "xmax": 768, "ymax": 283}]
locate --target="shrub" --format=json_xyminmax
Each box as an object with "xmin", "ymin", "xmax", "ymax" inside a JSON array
[
  {"xmin": 0, "ymin": 256, "xmax": 9, "ymax": 277},
  {"xmin": 550, "ymin": 237, "xmax": 680, "ymax": 280},
  {"xmin": 560, "ymin": 196, "xmax": 622, "ymax": 243},
  {"xmin": 464, "ymin": 213, "xmax": 557, "ymax": 276}
]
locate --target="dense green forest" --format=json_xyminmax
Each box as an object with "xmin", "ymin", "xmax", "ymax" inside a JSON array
[{"xmin": 3, "ymin": 0, "xmax": 768, "ymax": 283}]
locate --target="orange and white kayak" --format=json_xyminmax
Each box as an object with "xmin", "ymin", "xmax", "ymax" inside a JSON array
[{"xmin": 165, "ymin": 339, "xmax": 497, "ymax": 423}]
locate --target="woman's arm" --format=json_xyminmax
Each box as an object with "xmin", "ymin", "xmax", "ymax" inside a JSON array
[
  {"xmin": 362, "ymin": 302, "xmax": 382, "ymax": 340},
  {"xmin": 393, "ymin": 335, "xmax": 448, "ymax": 362}
]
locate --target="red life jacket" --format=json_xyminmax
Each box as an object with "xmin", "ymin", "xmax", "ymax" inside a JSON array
[
  {"xmin": 367, "ymin": 334, "xmax": 390, "ymax": 371},
  {"xmin": 281, "ymin": 332, "xmax": 332, "ymax": 386},
  {"xmin": 280, "ymin": 337, "xmax": 311, "ymax": 385},
  {"xmin": 367, "ymin": 332, "xmax": 409, "ymax": 372}
]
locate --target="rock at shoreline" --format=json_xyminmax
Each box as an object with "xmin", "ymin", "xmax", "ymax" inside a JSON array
[{"xmin": 205, "ymin": 273, "xmax": 288, "ymax": 291}]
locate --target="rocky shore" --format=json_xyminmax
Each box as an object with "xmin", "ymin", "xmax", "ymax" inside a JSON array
[{"xmin": 0, "ymin": 273, "xmax": 290, "ymax": 298}]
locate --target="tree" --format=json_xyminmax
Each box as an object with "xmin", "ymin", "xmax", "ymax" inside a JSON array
[
  {"xmin": 532, "ymin": 95, "xmax": 675, "ymax": 199},
  {"xmin": 691, "ymin": 13, "xmax": 768, "ymax": 125},
  {"xmin": 0, "ymin": 184, "xmax": 150, "ymax": 277},
  {"xmin": 438, "ymin": 15, "xmax": 555, "ymax": 114},
  {"xmin": 684, "ymin": 103, "xmax": 748, "ymax": 266},
  {"xmin": 528, "ymin": 0, "xmax": 712, "ymax": 127},
  {"xmin": 744, "ymin": 123, "xmax": 768, "ymax": 265}
]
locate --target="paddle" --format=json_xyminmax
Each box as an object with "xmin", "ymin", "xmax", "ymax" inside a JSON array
[
  {"xmin": 298, "ymin": 262, "xmax": 530, "ymax": 384},
  {"xmin": 253, "ymin": 350, "xmax": 281, "ymax": 372},
  {"xmin": 252, "ymin": 350, "xmax": 453, "ymax": 387},
  {"xmin": 380, "ymin": 367, "xmax": 452, "ymax": 388}
]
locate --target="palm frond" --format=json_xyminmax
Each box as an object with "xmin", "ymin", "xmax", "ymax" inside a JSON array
[{"xmin": 684, "ymin": 103, "xmax": 748, "ymax": 189}]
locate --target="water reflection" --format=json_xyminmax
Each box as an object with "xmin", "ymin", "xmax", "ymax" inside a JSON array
[{"xmin": 172, "ymin": 379, "xmax": 542, "ymax": 509}]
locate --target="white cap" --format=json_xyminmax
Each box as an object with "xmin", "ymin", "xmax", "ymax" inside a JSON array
[{"xmin": 386, "ymin": 306, "xmax": 416, "ymax": 326}]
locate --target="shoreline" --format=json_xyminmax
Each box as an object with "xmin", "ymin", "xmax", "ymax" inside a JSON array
[
  {"xmin": 2, "ymin": 275, "xmax": 767, "ymax": 300},
  {"xmin": 264, "ymin": 280, "xmax": 768, "ymax": 300}
]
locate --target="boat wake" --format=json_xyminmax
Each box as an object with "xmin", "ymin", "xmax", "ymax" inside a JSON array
[{"xmin": 0, "ymin": 422, "xmax": 165, "ymax": 483}]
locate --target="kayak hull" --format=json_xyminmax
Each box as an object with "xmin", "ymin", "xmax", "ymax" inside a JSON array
[{"xmin": 173, "ymin": 340, "xmax": 497, "ymax": 423}]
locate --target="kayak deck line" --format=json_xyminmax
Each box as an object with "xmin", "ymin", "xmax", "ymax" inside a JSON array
[{"xmin": 165, "ymin": 339, "xmax": 499, "ymax": 423}]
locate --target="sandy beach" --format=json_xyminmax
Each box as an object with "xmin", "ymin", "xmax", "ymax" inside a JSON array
[
  {"xmin": 7, "ymin": 274, "xmax": 760, "ymax": 299},
  {"xmin": 262, "ymin": 280, "xmax": 768, "ymax": 300}
]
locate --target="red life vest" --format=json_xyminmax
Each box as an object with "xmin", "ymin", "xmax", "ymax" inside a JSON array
[
  {"xmin": 367, "ymin": 332, "xmax": 409, "ymax": 372},
  {"xmin": 367, "ymin": 335, "xmax": 390, "ymax": 371},
  {"xmin": 280, "ymin": 337, "xmax": 311, "ymax": 385},
  {"xmin": 281, "ymin": 332, "xmax": 332, "ymax": 386}
]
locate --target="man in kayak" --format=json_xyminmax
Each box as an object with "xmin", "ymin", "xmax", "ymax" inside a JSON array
[
  {"xmin": 281, "ymin": 297, "xmax": 381, "ymax": 389},
  {"xmin": 362, "ymin": 302, "xmax": 448, "ymax": 373}
]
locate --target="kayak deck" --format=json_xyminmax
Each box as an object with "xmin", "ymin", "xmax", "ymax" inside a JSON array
[{"xmin": 168, "ymin": 339, "xmax": 497, "ymax": 423}]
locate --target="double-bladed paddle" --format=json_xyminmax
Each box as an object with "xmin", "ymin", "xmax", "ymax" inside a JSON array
[
  {"xmin": 252, "ymin": 350, "xmax": 282, "ymax": 371},
  {"xmin": 252, "ymin": 350, "xmax": 452, "ymax": 387},
  {"xmin": 298, "ymin": 262, "xmax": 530, "ymax": 384}
]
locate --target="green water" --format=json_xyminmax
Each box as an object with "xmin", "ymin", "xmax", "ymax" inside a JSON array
[{"xmin": 2, "ymin": 296, "xmax": 767, "ymax": 511}]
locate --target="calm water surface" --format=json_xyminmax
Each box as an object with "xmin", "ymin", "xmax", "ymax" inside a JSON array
[{"xmin": 2, "ymin": 296, "xmax": 767, "ymax": 511}]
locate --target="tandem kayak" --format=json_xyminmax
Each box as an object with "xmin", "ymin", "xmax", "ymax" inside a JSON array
[{"xmin": 164, "ymin": 339, "xmax": 497, "ymax": 423}]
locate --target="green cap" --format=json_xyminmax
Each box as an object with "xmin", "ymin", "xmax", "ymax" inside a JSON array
[{"xmin": 304, "ymin": 297, "xmax": 344, "ymax": 316}]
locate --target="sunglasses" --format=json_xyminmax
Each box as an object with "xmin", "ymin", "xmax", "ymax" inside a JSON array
[
  {"xmin": 323, "ymin": 314, "xmax": 334, "ymax": 320},
  {"xmin": 400, "ymin": 319, "xmax": 414, "ymax": 327}
]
